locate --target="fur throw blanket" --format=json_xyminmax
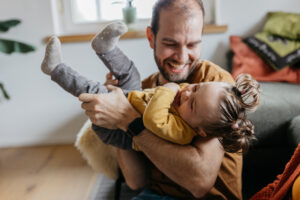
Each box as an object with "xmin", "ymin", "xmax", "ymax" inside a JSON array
[{"xmin": 75, "ymin": 120, "xmax": 119, "ymax": 179}]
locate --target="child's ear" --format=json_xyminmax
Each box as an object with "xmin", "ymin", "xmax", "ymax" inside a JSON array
[
  {"xmin": 146, "ymin": 26, "xmax": 154, "ymax": 49},
  {"xmin": 195, "ymin": 128, "xmax": 207, "ymax": 137}
]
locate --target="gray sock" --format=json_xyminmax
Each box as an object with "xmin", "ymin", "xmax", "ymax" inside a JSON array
[
  {"xmin": 91, "ymin": 21, "xmax": 128, "ymax": 54},
  {"xmin": 41, "ymin": 36, "xmax": 62, "ymax": 75}
]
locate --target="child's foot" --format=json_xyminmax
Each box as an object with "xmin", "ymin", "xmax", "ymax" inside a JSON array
[
  {"xmin": 91, "ymin": 21, "xmax": 128, "ymax": 54},
  {"xmin": 41, "ymin": 36, "xmax": 62, "ymax": 75}
]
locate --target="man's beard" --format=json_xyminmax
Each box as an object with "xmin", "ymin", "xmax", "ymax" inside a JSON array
[{"xmin": 154, "ymin": 48, "xmax": 198, "ymax": 83}]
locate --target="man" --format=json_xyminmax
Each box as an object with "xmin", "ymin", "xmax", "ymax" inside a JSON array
[{"xmin": 79, "ymin": 0, "xmax": 242, "ymax": 199}]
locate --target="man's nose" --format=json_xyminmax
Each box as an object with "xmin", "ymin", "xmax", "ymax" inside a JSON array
[{"xmin": 174, "ymin": 47, "xmax": 188, "ymax": 64}]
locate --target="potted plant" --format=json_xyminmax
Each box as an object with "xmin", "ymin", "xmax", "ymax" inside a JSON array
[
  {"xmin": 122, "ymin": 0, "xmax": 136, "ymax": 24},
  {"xmin": 0, "ymin": 19, "xmax": 35, "ymax": 100}
]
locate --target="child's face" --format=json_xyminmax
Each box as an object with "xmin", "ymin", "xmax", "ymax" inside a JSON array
[{"xmin": 173, "ymin": 82, "xmax": 230, "ymax": 135}]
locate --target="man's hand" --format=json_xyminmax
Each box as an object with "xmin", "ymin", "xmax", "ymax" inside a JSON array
[
  {"xmin": 104, "ymin": 72, "xmax": 118, "ymax": 86},
  {"xmin": 163, "ymin": 82, "xmax": 180, "ymax": 93},
  {"xmin": 79, "ymin": 85, "xmax": 140, "ymax": 131}
]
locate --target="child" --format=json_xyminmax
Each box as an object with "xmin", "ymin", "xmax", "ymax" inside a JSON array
[{"xmin": 41, "ymin": 22, "xmax": 260, "ymax": 153}]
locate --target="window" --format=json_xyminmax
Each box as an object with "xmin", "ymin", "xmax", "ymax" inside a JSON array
[
  {"xmin": 51, "ymin": 0, "xmax": 217, "ymax": 35},
  {"xmin": 71, "ymin": 0, "xmax": 157, "ymax": 23},
  {"xmin": 71, "ymin": 0, "xmax": 99, "ymax": 23}
]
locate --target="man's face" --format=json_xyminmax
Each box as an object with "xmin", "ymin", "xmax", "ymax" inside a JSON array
[{"xmin": 150, "ymin": 8, "xmax": 204, "ymax": 83}]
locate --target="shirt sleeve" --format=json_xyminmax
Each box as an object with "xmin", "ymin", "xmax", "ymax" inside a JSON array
[{"xmin": 143, "ymin": 86, "xmax": 196, "ymax": 145}]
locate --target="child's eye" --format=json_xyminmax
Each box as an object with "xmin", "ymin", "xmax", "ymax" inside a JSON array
[
  {"xmin": 164, "ymin": 43, "xmax": 176, "ymax": 47},
  {"xmin": 193, "ymin": 85, "xmax": 197, "ymax": 92}
]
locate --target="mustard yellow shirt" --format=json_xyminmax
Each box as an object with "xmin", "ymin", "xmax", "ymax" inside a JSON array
[
  {"xmin": 128, "ymin": 83, "xmax": 196, "ymax": 145},
  {"xmin": 142, "ymin": 60, "xmax": 242, "ymax": 200}
]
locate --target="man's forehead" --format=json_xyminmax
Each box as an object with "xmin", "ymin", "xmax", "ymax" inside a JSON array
[
  {"xmin": 157, "ymin": 9, "xmax": 203, "ymax": 38},
  {"xmin": 158, "ymin": 23, "xmax": 203, "ymax": 42},
  {"xmin": 163, "ymin": 0, "xmax": 204, "ymax": 16},
  {"xmin": 159, "ymin": 7, "xmax": 203, "ymax": 25}
]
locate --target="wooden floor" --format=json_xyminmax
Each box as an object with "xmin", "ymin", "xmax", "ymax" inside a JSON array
[{"xmin": 0, "ymin": 144, "xmax": 98, "ymax": 200}]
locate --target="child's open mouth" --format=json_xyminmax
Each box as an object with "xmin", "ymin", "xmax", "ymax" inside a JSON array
[{"xmin": 174, "ymin": 91, "xmax": 182, "ymax": 107}]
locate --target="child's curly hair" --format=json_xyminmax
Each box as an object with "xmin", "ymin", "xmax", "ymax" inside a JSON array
[{"xmin": 202, "ymin": 74, "xmax": 260, "ymax": 153}]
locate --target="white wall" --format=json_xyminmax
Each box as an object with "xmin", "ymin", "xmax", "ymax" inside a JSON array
[{"xmin": 0, "ymin": 0, "xmax": 299, "ymax": 147}]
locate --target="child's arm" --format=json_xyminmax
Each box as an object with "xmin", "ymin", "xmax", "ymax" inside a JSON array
[{"xmin": 142, "ymin": 86, "xmax": 196, "ymax": 145}]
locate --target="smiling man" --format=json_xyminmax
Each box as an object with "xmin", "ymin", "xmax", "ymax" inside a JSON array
[
  {"xmin": 79, "ymin": 0, "xmax": 242, "ymax": 199},
  {"xmin": 149, "ymin": 4, "xmax": 203, "ymax": 84}
]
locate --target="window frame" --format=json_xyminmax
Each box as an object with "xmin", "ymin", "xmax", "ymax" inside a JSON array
[{"xmin": 51, "ymin": 0, "xmax": 218, "ymax": 36}]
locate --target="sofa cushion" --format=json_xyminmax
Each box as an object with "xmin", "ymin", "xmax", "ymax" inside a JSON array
[
  {"xmin": 287, "ymin": 115, "xmax": 300, "ymax": 146},
  {"xmin": 248, "ymin": 82, "xmax": 300, "ymax": 147}
]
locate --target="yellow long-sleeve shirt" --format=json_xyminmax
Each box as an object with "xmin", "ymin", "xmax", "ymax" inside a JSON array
[{"xmin": 128, "ymin": 83, "xmax": 196, "ymax": 145}]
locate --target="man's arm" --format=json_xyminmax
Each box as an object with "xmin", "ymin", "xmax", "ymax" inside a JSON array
[
  {"xmin": 79, "ymin": 85, "xmax": 140, "ymax": 131},
  {"xmin": 117, "ymin": 149, "xmax": 149, "ymax": 190},
  {"xmin": 79, "ymin": 86, "xmax": 149, "ymax": 190},
  {"xmin": 79, "ymin": 86, "xmax": 224, "ymax": 198},
  {"xmin": 133, "ymin": 131, "xmax": 224, "ymax": 198}
]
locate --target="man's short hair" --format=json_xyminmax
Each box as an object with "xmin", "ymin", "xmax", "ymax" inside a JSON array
[{"xmin": 150, "ymin": 0, "xmax": 205, "ymax": 36}]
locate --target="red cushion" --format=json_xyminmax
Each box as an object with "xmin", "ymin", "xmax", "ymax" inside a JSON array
[{"xmin": 230, "ymin": 36, "xmax": 300, "ymax": 84}]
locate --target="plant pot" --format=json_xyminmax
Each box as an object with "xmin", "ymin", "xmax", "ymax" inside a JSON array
[{"xmin": 122, "ymin": 7, "xmax": 137, "ymax": 24}]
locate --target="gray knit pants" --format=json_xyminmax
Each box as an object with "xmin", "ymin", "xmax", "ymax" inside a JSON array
[{"xmin": 51, "ymin": 47, "xmax": 141, "ymax": 149}]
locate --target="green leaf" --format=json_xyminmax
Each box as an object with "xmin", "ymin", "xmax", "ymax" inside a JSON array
[
  {"xmin": 0, "ymin": 38, "xmax": 35, "ymax": 54},
  {"xmin": 0, "ymin": 19, "xmax": 21, "ymax": 32},
  {"xmin": 0, "ymin": 82, "xmax": 10, "ymax": 100}
]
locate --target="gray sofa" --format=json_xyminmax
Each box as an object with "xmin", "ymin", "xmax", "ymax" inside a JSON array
[{"xmin": 243, "ymin": 81, "xmax": 300, "ymax": 199}]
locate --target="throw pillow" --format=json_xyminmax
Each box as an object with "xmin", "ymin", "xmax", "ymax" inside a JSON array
[
  {"xmin": 230, "ymin": 35, "xmax": 300, "ymax": 84},
  {"xmin": 263, "ymin": 11, "xmax": 300, "ymax": 40},
  {"xmin": 243, "ymin": 32, "xmax": 300, "ymax": 70}
]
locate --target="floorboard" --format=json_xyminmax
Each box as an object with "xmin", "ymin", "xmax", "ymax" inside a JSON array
[{"xmin": 0, "ymin": 144, "xmax": 97, "ymax": 200}]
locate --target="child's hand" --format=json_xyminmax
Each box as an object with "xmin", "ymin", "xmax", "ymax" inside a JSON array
[
  {"xmin": 163, "ymin": 82, "xmax": 180, "ymax": 93},
  {"xmin": 104, "ymin": 72, "xmax": 118, "ymax": 86}
]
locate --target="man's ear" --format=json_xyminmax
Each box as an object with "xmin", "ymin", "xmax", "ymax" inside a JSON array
[
  {"xmin": 195, "ymin": 127, "xmax": 207, "ymax": 137},
  {"xmin": 146, "ymin": 26, "xmax": 154, "ymax": 49}
]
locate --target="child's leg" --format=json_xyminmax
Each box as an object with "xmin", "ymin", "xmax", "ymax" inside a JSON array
[
  {"xmin": 41, "ymin": 36, "xmax": 62, "ymax": 75},
  {"xmin": 41, "ymin": 36, "xmax": 108, "ymax": 97},
  {"xmin": 92, "ymin": 125, "xmax": 133, "ymax": 149},
  {"xmin": 42, "ymin": 36, "xmax": 132, "ymax": 150},
  {"xmin": 91, "ymin": 21, "xmax": 127, "ymax": 54},
  {"xmin": 92, "ymin": 21, "xmax": 141, "ymax": 91},
  {"xmin": 51, "ymin": 63, "xmax": 108, "ymax": 96}
]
